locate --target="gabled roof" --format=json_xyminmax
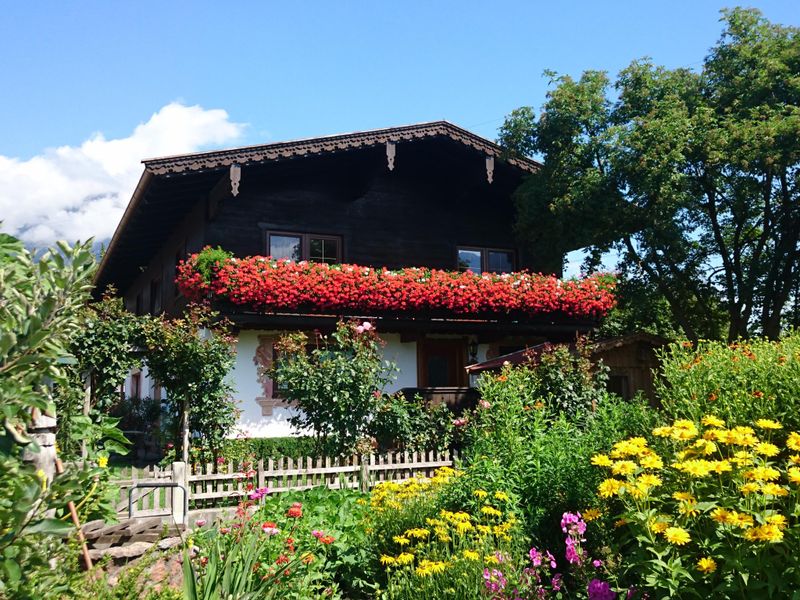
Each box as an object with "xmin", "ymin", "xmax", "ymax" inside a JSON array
[{"xmin": 143, "ymin": 120, "xmax": 540, "ymax": 175}]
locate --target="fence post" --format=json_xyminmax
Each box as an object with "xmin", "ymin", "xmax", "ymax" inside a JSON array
[
  {"xmin": 172, "ymin": 461, "xmax": 187, "ymax": 526},
  {"xmin": 359, "ymin": 454, "xmax": 369, "ymax": 493}
]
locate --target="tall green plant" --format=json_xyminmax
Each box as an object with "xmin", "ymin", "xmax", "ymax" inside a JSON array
[
  {"xmin": 273, "ymin": 320, "xmax": 397, "ymax": 456},
  {"xmin": 142, "ymin": 306, "xmax": 237, "ymax": 463}
]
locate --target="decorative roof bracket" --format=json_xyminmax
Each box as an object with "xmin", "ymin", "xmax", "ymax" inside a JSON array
[
  {"xmin": 386, "ymin": 141, "xmax": 396, "ymax": 171},
  {"xmin": 485, "ymin": 155, "xmax": 495, "ymax": 184},
  {"xmin": 230, "ymin": 163, "xmax": 242, "ymax": 196}
]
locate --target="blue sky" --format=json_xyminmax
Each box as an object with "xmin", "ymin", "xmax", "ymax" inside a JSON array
[{"xmin": 1, "ymin": 1, "xmax": 797, "ymax": 247}]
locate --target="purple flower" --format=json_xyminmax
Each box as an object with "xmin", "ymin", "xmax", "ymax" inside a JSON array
[
  {"xmin": 551, "ymin": 573, "xmax": 563, "ymax": 591},
  {"xmin": 561, "ymin": 511, "xmax": 587, "ymax": 537},
  {"xmin": 546, "ymin": 550, "xmax": 557, "ymax": 569},
  {"xmin": 588, "ymin": 579, "xmax": 616, "ymax": 600},
  {"xmin": 483, "ymin": 568, "xmax": 507, "ymax": 593},
  {"xmin": 565, "ymin": 537, "xmax": 583, "ymax": 565},
  {"xmin": 248, "ymin": 486, "xmax": 269, "ymax": 501},
  {"xmin": 593, "ymin": 559, "xmax": 604, "ymax": 568},
  {"xmin": 529, "ymin": 547, "xmax": 543, "ymax": 566}
]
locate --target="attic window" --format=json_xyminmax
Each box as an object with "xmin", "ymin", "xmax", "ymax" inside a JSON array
[
  {"xmin": 267, "ymin": 231, "xmax": 341, "ymax": 265},
  {"xmin": 457, "ymin": 247, "xmax": 515, "ymax": 274}
]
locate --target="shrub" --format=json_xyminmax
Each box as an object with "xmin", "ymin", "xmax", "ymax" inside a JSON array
[
  {"xmin": 460, "ymin": 356, "xmax": 659, "ymax": 552},
  {"xmin": 273, "ymin": 320, "xmax": 397, "ymax": 456},
  {"xmin": 370, "ymin": 393, "xmax": 454, "ymax": 453},
  {"xmin": 594, "ymin": 415, "xmax": 800, "ymax": 597},
  {"xmin": 220, "ymin": 436, "xmax": 322, "ymax": 463},
  {"xmin": 656, "ymin": 334, "xmax": 800, "ymax": 430}
]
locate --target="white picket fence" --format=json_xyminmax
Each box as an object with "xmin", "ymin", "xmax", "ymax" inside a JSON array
[{"xmin": 114, "ymin": 449, "xmax": 457, "ymax": 518}]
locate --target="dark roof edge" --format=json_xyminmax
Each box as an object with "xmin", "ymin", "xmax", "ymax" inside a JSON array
[
  {"xmin": 94, "ymin": 169, "xmax": 153, "ymax": 287},
  {"xmin": 142, "ymin": 120, "xmax": 540, "ymax": 175}
]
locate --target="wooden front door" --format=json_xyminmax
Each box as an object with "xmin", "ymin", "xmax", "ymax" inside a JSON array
[{"xmin": 418, "ymin": 339, "xmax": 468, "ymax": 387}]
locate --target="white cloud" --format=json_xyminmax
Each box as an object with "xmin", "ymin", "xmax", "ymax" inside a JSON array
[{"xmin": 0, "ymin": 102, "xmax": 245, "ymax": 246}]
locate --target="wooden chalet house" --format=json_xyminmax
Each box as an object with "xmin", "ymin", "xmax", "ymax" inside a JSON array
[{"xmin": 95, "ymin": 122, "xmax": 612, "ymax": 437}]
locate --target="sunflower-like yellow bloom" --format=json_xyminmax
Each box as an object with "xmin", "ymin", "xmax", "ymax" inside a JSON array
[
  {"xmin": 396, "ymin": 552, "xmax": 415, "ymax": 565},
  {"xmin": 582, "ymin": 508, "xmax": 602, "ymax": 522},
  {"xmin": 755, "ymin": 419, "xmax": 782, "ymax": 430},
  {"xmin": 744, "ymin": 524, "xmax": 783, "ymax": 543},
  {"xmin": 591, "ymin": 454, "xmax": 613, "ymax": 467},
  {"xmin": 639, "ymin": 453, "xmax": 664, "ymax": 470},
  {"xmin": 473, "ymin": 489, "xmax": 488, "ymax": 499},
  {"xmin": 649, "ymin": 520, "xmax": 669, "ymax": 534},
  {"xmin": 462, "ymin": 549, "xmax": 480, "ymax": 561},
  {"xmin": 740, "ymin": 482, "xmax": 761, "ymax": 495},
  {"xmin": 664, "ymin": 526, "xmax": 691, "ymax": 545},
  {"xmin": 672, "ymin": 491, "xmax": 695, "ymax": 502},
  {"xmin": 788, "ymin": 467, "xmax": 800, "ymax": 484},
  {"xmin": 598, "ymin": 478, "xmax": 624, "ymax": 498},
  {"xmin": 696, "ymin": 557, "xmax": 717, "ymax": 574},
  {"xmin": 710, "ymin": 507, "xmax": 730, "ymax": 523},
  {"xmin": 760, "ymin": 483, "xmax": 788, "ymax": 497},
  {"xmin": 702, "ymin": 415, "xmax": 726, "ymax": 428},
  {"xmin": 744, "ymin": 466, "xmax": 781, "ymax": 481},
  {"xmin": 611, "ymin": 460, "xmax": 638, "ymax": 476},
  {"xmin": 787, "ymin": 432, "xmax": 800, "ymax": 452},
  {"xmin": 380, "ymin": 555, "xmax": 396, "ymax": 566},
  {"xmin": 754, "ymin": 442, "xmax": 780, "ymax": 457},
  {"xmin": 726, "ymin": 511, "xmax": 754, "ymax": 529},
  {"xmin": 766, "ymin": 514, "xmax": 788, "ymax": 529}
]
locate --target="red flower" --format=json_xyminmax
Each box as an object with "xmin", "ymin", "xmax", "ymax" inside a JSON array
[
  {"xmin": 287, "ymin": 503, "xmax": 303, "ymax": 518},
  {"xmin": 319, "ymin": 535, "xmax": 335, "ymax": 545},
  {"xmin": 276, "ymin": 554, "xmax": 289, "ymax": 565}
]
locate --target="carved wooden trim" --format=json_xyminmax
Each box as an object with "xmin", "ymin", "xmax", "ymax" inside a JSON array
[
  {"xmin": 386, "ymin": 141, "xmax": 396, "ymax": 171},
  {"xmin": 485, "ymin": 155, "xmax": 494, "ymax": 183},
  {"xmin": 230, "ymin": 163, "xmax": 242, "ymax": 196},
  {"xmin": 253, "ymin": 334, "xmax": 293, "ymax": 416}
]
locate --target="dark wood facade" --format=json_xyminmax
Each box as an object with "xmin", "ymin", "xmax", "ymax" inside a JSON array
[{"xmin": 95, "ymin": 122, "xmax": 565, "ymax": 330}]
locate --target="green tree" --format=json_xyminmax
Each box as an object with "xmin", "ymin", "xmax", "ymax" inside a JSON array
[
  {"xmin": 500, "ymin": 8, "xmax": 800, "ymax": 341},
  {"xmin": 142, "ymin": 306, "xmax": 237, "ymax": 463}
]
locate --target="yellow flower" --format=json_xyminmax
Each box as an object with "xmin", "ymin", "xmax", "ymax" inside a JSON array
[
  {"xmin": 731, "ymin": 451, "xmax": 753, "ymax": 466},
  {"xmin": 788, "ymin": 467, "xmax": 800, "ymax": 484},
  {"xmin": 744, "ymin": 466, "xmax": 780, "ymax": 481},
  {"xmin": 674, "ymin": 459, "xmax": 715, "ymax": 478},
  {"xmin": 710, "ymin": 507, "xmax": 730, "ymax": 523},
  {"xmin": 652, "ymin": 426, "xmax": 673, "ymax": 438},
  {"xmin": 649, "ymin": 519, "xmax": 669, "ymax": 534},
  {"xmin": 790, "ymin": 454, "xmax": 800, "ymax": 465},
  {"xmin": 380, "ymin": 555, "xmax": 396, "ymax": 566},
  {"xmin": 702, "ymin": 415, "xmax": 725, "ymax": 428},
  {"xmin": 726, "ymin": 511, "xmax": 754, "ymax": 529},
  {"xmin": 679, "ymin": 501, "xmax": 699, "ymax": 518},
  {"xmin": 582, "ymin": 508, "xmax": 601, "ymax": 522},
  {"xmin": 614, "ymin": 518, "xmax": 628, "ymax": 528},
  {"xmin": 671, "ymin": 420, "xmax": 699, "ymax": 441},
  {"xmin": 740, "ymin": 482, "xmax": 761, "ymax": 495},
  {"xmin": 484, "ymin": 554, "xmax": 500, "ymax": 564},
  {"xmin": 494, "ymin": 491, "xmax": 510, "ymax": 502},
  {"xmin": 611, "ymin": 460, "xmax": 638, "ymax": 476},
  {"xmin": 672, "ymin": 491, "xmax": 695, "ymax": 502},
  {"xmin": 416, "ymin": 560, "xmax": 447, "ymax": 576},
  {"xmin": 639, "ymin": 453, "xmax": 664, "ymax": 470},
  {"xmin": 760, "ymin": 483, "xmax": 788, "ymax": 497},
  {"xmin": 481, "ymin": 505, "xmax": 502, "ymax": 517},
  {"xmin": 745, "ymin": 524, "xmax": 783, "ymax": 543},
  {"xmin": 754, "ymin": 442, "xmax": 780, "ymax": 457},
  {"xmin": 393, "ymin": 536, "xmax": 410, "ymax": 546},
  {"xmin": 766, "ymin": 514, "xmax": 788, "ymax": 529},
  {"xmin": 406, "ymin": 528, "xmax": 430, "ymax": 539},
  {"xmin": 664, "ymin": 526, "xmax": 691, "ymax": 545},
  {"xmin": 97, "ymin": 455, "xmax": 109, "ymax": 469},
  {"xmin": 598, "ymin": 478, "xmax": 624, "ymax": 498},
  {"xmin": 591, "ymin": 454, "xmax": 613, "ymax": 467},
  {"xmin": 755, "ymin": 419, "xmax": 782, "ymax": 430},
  {"xmin": 697, "ymin": 557, "xmax": 717, "ymax": 574},
  {"xmin": 787, "ymin": 432, "xmax": 800, "ymax": 451},
  {"xmin": 396, "ymin": 552, "xmax": 414, "ymax": 565},
  {"xmin": 712, "ymin": 460, "xmax": 733, "ymax": 474},
  {"xmin": 473, "ymin": 489, "xmax": 488, "ymax": 499},
  {"xmin": 476, "ymin": 525, "xmax": 491, "ymax": 535},
  {"xmin": 462, "ymin": 549, "xmax": 480, "ymax": 561},
  {"xmin": 455, "ymin": 521, "xmax": 473, "ymax": 534}
]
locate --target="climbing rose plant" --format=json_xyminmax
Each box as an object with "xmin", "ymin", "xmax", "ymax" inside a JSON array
[{"xmin": 176, "ymin": 248, "xmax": 616, "ymax": 319}]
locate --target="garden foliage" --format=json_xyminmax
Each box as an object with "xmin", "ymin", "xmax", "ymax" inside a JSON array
[
  {"xmin": 594, "ymin": 415, "xmax": 800, "ymax": 597},
  {"xmin": 656, "ymin": 334, "xmax": 800, "ymax": 431}
]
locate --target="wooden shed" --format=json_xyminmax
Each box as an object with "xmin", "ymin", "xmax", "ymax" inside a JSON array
[{"xmin": 465, "ymin": 333, "xmax": 669, "ymax": 401}]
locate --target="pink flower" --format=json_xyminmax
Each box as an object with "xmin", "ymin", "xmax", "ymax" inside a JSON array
[
  {"xmin": 356, "ymin": 326, "xmax": 364, "ymax": 333},
  {"xmin": 194, "ymin": 519, "xmax": 207, "ymax": 527},
  {"xmin": 362, "ymin": 321, "xmax": 373, "ymax": 331},
  {"xmin": 452, "ymin": 417, "xmax": 468, "ymax": 427},
  {"xmin": 261, "ymin": 521, "xmax": 280, "ymax": 536},
  {"xmin": 479, "ymin": 399, "xmax": 491, "ymax": 409},
  {"xmin": 483, "ymin": 568, "xmax": 507, "ymax": 593},
  {"xmin": 587, "ymin": 579, "xmax": 616, "ymax": 600},
  {"xmin": 593, "ymin": 559, "xmax": 604, "ymax": 568},
  {"xmin": 248, "ymin": 487, "xmax": 269, "ymax": 501}
]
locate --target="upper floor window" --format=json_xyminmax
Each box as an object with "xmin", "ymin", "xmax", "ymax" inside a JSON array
[
  {"xmin": 457, "ymin": 247, "xmax": 515, "ymax": 274},
  {"xmin": 150, "ymin": 278, "xmax": 163, "ymax": 314},
  {"xmin": 267, "ymin": 231, "xmax": 341, "ymax": 265}
]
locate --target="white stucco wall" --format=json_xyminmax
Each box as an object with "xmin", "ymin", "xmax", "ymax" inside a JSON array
[
  {"xmin": 231, "ymin": 329, "xmax": 307, "ymax": 438},
  {"xmin": 381, "ymin": 333, "xmax": 418, "ymax": 392}
]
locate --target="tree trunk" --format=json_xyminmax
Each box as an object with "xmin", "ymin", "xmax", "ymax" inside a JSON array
[{"xmin": 22, "ymin": 408, "xmax": 57, "ymax": 486}]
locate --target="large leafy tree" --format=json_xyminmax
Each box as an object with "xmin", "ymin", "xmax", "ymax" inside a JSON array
[{"xmin": 500, "ymin": 8, "xmax": 800, "ymax": 340}]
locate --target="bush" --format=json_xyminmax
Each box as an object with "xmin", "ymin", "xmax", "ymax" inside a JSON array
[
  {"xmin": 221, "ymin": 436, "xmax": 322, "ymax": 463},
  {"xmin": 656, "ymin": 334, "xmax": 800, "ymax": 430},
  {"xmin": 459, "ymin": 356, "xmax": 659, "ymax": 552},
  {"xmin": 594, "ymin": 415, "xmax": 800, "ymax": 597},
  {"xmin": 370, "ymin": 393, "xmax": 454, "ymax": 453}
]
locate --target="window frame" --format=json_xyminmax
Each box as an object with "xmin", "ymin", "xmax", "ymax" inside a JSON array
[
  {"xmin": 457, "ymin": 246, "xmax": 516, "ymax": 274},
  {"xmin": 266, "ymin": 230, "xmax": 343, "ymax": 264}
]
